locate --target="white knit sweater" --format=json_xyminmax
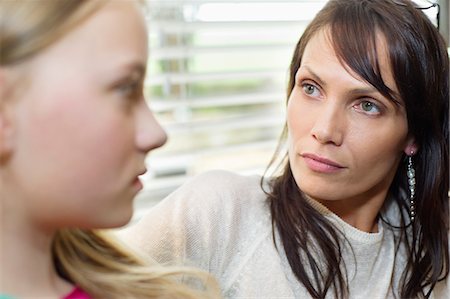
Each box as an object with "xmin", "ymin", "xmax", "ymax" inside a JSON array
[{"xmin": 118, "ymin": 170, "xmax": 449, "ymax": 298}]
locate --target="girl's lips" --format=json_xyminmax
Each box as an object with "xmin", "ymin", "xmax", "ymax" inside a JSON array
[
  {"xmin": 132, "ymin": 168, "xmax": 146, "ymax": 191},
  {"xmin": 301, "ymin": 153, "xmax": 345, "ymax": 173},
  {"xmin": 132, "ymin": 177, "xmax": 143, "ymax": 190}
]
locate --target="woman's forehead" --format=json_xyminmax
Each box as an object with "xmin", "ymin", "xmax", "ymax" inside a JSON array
[{"xmin": 300, "ymin": 28, "xmax": 401, "ymax": 104}]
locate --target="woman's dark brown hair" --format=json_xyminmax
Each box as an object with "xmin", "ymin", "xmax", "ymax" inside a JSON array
[{"xmin": 264, "ymin": 0, "xmax": 449, "ymax": 298}]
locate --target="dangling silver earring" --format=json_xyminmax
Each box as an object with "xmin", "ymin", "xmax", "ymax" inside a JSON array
[{"xmin": 407, "ymin": 153, "xmax": 416, "ymax": 222}]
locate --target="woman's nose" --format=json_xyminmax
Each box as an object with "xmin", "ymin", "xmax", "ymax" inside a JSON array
[{"xmin": 310, "ymin": 102, "xmax": 344, "ymax": 146}]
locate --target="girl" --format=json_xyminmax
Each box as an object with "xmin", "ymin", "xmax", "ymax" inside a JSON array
[{"xmin": 0, "ymin": 1, "xmax": 218, "ymax": 298}]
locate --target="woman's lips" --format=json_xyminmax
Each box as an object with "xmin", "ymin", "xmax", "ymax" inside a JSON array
[{"xmin": 301, "ymin": 153, "xmax": 345, "ymax": 173}]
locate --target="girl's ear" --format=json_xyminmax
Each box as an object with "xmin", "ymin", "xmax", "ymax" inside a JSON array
[
  {"xmin": 0, "ymin": 69, "xmax": 15, "ymax": 161},
  {"xmin": 0, "ymin": 114, "xmax": 14, "ymax": 160},
  {"xmin": 403, "ymin": 137, "xmax": 418, "ymax": 156}
]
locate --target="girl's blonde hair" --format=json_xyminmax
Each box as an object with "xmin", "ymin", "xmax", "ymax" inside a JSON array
[
  {"xmin": 1, "ymin": 0, "xmax": 103, "ymax": 65},
  {"xmin": 0, "ymin": 1, "xmax": 219, "ymax": 298},
  {"xmin": 53, "ymin": 229, "xmax": 218, "ymax": 298}
]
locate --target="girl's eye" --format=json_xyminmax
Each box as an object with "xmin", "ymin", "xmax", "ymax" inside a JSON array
[
  {"xmin": 118, "ymin": 80, "xmax": 143, "ymax": 100},
  {"xmin": 355, "ymin": 100, "xmax": 381, "ymax": 115},
  {"xmin": 302, "ymin": 83, "xmax": 320, "ymax": 97}
]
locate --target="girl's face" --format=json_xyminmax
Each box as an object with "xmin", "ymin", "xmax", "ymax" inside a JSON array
[
  {"xmin": 287, "ymin": 29, "xmax": 415, "ymax": 211},
  {"xmin": 2, "ymin": 1, "xmax": 167, "ymax": 229}
]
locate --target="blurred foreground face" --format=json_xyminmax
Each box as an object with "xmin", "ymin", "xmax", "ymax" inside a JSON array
[
  {"xmin": 287, "ymin": 29, "xmax": 410, "ymax": 205},
  {"xmin": 6, "ymin": 0, "xmax": 167, "ymax": 229}
]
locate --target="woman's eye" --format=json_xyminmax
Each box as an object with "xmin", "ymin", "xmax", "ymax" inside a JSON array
[
  {"xmin": 302, "ymin": 83, "xmax": 320, "ymax": 97},
  {"xmin": 355, "ymin": 100, "xmax": 381, "ymax": 115}
]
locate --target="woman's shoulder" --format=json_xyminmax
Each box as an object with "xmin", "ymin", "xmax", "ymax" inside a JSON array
[
  {"xmin": 185, "ymin": 169, "xmax": 261, "ymax": 190},
  {"xmin": 167, "ymin": 169, "xmax": 268, "ymax": 213},
  {"xmin": 174, "ymin": 169, "xmax": 263, "ymax": 197},
  {"xmin": 118, "ymin": 170, "xmax": 271, "ymax": 268}
]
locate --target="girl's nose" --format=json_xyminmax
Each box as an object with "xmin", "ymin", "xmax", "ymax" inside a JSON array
[{"xmin": 136, "ymin": 101, "xmax": 167, "ymax": 153}]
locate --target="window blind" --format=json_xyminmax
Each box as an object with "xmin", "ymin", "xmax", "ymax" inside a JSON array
[{"xmin": 131, "ymin": 0, "xmax": 327, "ymax": 220}]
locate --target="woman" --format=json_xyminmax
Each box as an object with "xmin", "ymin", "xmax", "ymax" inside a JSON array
[
  {"xmin": 120, "ymin": 0, "xmax": 448, "ymax": 298},
  {"xmin": 0, "ymin": 1, "xmax": 218, "ymax": 298}
]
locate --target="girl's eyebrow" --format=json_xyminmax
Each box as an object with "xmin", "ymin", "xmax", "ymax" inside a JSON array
[
  {"xmin": 113, "ymin": 61, "xmax": 146, "ymax": 79},
  {"xmin": 124, "ymin": 62, "xmax": 146, "ymax": 77}
]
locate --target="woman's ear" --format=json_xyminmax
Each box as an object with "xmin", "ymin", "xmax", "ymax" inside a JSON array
[{"xmin": 403, "ymin": 137, "xmax": 418, "ymax": 156}]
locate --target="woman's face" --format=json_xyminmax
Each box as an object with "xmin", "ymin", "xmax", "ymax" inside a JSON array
[
  {"xmin": 3, "ymin": 1, "xmax": 167, "ymax": 228},
  {"xmin": 287, "ymin": 29, "xmax": 413, "ymax": 210}
]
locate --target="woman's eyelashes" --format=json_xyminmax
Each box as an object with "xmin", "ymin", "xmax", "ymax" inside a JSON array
[
  {"xmin": 298, "ymin": 78, "xmax": 385, "ymax": 116},
  {"xmin": 301, "ymin": 81, "xmax": 322, "ymax": 98},
  {"xmin": 302, "ymin": 83, "xmax": 320, "ymax": 97},
  {"xmin": 352, "ymin": 99, "xmax": 383, "ymax": 116}
]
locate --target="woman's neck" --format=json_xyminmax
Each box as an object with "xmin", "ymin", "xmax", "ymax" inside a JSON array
[
  {"xmin": 306, "ymin": 189, "xmax": 387, "ymax": 233},
  {"xmin": 1, "ymin": 198, "xmax": 73, "ymax": 298}
]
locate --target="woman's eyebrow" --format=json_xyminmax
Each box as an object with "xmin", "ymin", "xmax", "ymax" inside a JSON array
[
  {"xmin": 298, "ymin": 65, "xmax": 327, "ymax": 88},
  {"xmin": 301, "ymin": 65, "xmax": 387, "ymax": 95},
  {"xmin": 348, "ymin": 87, "xmax": 379, "ymax": 95}
]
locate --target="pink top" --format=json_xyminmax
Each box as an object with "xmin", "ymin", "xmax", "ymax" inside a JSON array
[{"xmin": 63, "ymin": 287, "xmax": 91, "ymax": 299}]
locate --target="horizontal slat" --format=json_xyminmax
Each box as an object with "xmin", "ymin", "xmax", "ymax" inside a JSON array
[
  {"xmin": 162, "ymin": 112, "xmax": 284, "ymax": 132},
  {"xmin": 148, "ymin": 20, "xmax": 310, "ymax": 33},
  {"xmin": 151, "ymin": 137, "xmax": 279, "ymax": 161},
  {"xmin": 147, "ymin": 139, "xmax": 279, "ymax": 175},
  {"xmin": 149, "ymin": 43, "xmax": 295, "ymax": 60},
  {"xmin": 147, "ymin": 0, "xmax": 322, "ymax": 3},
  {"xmin": 144, "ymin": 139, "xmax": 278, "ymax": 180},
  {"xmin": 150, "ymin": 91, "xmax": 285, "ymax": 112},
  {"xmin": 146, "ymin": 68, "xmax": 287, "ymax": 85}
]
